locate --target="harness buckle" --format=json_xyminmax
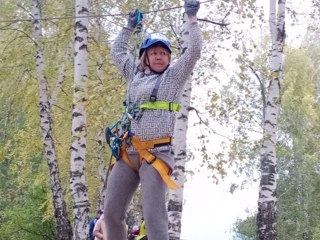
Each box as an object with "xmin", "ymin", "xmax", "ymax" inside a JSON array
[
  {"xmin": 150, "ymin": 95, "xmax": 157, "ymax": 102},
  {"xmin": 169, "ymin": 102, "xmax": 173, "ymax": 112},
  {"xmin": 147, "ymin": 155, "xmax": 157, "ymax": 165}
]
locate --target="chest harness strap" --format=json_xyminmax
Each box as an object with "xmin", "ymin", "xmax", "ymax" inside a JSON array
[
  {"xmin": 139, "ymin": 75, "xmax": 181, "ymax": 112},
  {"xmin": 140, "ymin": 101, "xmax": 181, "ymax": 112},
  {"xmin": 120, "ymin": 135, "xmax": 178, "ymax": 190}
]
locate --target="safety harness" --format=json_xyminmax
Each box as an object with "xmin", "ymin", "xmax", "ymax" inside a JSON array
[
  {"xmin": 120, "ymin": 135, "xmax": 178, "ymax": 189},
  {"xmin": 105, "ymin": 10, "xmax": 180, "ymax": 189},
  {"xmin": 105, "ymin": 84, "xmax": 181, "ymax": 189},
  {"xmin": 105, "ymin": 95, "xmax": 180, "ymax": 190}
]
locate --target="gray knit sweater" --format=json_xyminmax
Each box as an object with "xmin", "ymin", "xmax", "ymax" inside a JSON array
[{"xmin": 111, "ymin": 22, "xmax": 202, "ymax": 153}]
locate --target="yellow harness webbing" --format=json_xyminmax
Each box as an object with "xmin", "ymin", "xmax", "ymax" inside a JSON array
[
  {"xmin": 140, "ymin": 101, "xmax": 181, "ymax": 112},
  {"xmin": 120, "ymin": 135, "xmax": 178, "ymax": 190}
]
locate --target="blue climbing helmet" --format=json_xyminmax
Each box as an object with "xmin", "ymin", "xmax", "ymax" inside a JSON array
[{"xmin": 139, "ymin": 32, "xmax": 172, "ymax": 58}]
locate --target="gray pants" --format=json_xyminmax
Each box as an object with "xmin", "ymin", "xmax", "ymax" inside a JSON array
[{"xmin": 104, "ymin": 152, "xmax": 173, "ymax": 240}]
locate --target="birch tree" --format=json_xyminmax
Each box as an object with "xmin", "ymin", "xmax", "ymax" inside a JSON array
[
  {"xmin": 70, "ymin": 0, "xmax": 90, "ymax": 239},
  {"xmin": 168, "ymin": 13, "xmax": 192, "ymax": 240},
  {"xmin": 31, "ymin": 1, "xmax": 72, "ymax": 239},
  {"xmin": 257, "ymin": 0, "xmax": 286, "ymax": 239}
]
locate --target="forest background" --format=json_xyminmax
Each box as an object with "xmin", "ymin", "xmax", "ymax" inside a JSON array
[{"xmin": 0, "ymin": 0, "xmax": 320, "ymax": 240}]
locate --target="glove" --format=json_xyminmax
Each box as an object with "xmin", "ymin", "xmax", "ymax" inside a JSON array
[
  {"xmin": 184, "ymin": 0, "xmax": 200, "ymax": 17},
  {"xmin": 127, "ymin": 9, "xmax": 142, "ymax": 29}
]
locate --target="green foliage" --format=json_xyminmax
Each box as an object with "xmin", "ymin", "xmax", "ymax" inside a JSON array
[
  {"xmin": 0, "ymin": 183, "xmax": 56, "ymax": 240},
  {"xmin": 233, "ymin": 215, "xmax": 256, "ymax": 240},
  {"xmin": 274, "ymin": 44, "xmax": 320, "ymax": 239}
]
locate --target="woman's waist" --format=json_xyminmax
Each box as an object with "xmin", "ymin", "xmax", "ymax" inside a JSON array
[{"xmin": 125, "ymin": 130, "xmax": 173, "ymax": 154}]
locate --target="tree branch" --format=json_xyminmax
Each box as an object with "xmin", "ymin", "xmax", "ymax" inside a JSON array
[
  {"xmin": 50, "ymin": 39, "xmax": 74, "ymax": 107},
  {"xmin": 248, "ymin": 65, "xmax": 267, "ymax": 118},
  {"xmin": 198, "ymin": 18, "xmax": 230, "ymax": 27},
  {"xmin": 188, "ymin": 106, "xmax": 233, "ymax": 140},
  {"xmin": 16, "ymin": 222, "xmax": 55, "ymax": 240}
]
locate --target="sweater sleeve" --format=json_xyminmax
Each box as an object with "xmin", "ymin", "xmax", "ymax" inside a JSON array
[
  {"xmin": 169, "ymin": 22, "xmax": 202, "ymax": 85},
  {"xmin": 110, "ymin": 27, "xmax": 135, "ymax": 82}
]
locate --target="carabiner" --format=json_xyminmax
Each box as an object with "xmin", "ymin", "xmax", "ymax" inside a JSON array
[{"xmin": 137, "ymin": 9, "xmax": 143, "ymax": 25}]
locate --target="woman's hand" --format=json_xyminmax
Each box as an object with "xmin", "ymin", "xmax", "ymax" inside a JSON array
[
  {"xmin": 127, "ymin": 9, "xmax": 143, "ymax": 29},
  {"xmin": 184, "ymin": 0, "xmax": 200, "ymax": 17}
]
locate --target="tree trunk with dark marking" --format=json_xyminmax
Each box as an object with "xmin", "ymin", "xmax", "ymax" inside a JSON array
[
  {"xmin": 168, "ymin": 13, "xmax": 191, "ymax": 240},
  {"xmin": 70, "ymin": 0, "xmax": 90, "ymax": 239},
  {"xmin": 257, "ymin": 1, "xmax": 286, "ymax": 239},
  {"xmin": 32, "ymin": 0, "xmax": 72, "ymax": 239}
]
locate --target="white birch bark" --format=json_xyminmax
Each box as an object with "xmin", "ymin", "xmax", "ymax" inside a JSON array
[
  {"xmin": 257, "ymin": 0, "xmax": 286, "ymax": 239},
  {"xmin": 70, "ymin": 0, "xmax": 90, "ymax": 239},
  {"xmin": 32, "ymin": 1, "xmax": 72, "ymax": 239},
  {"xmin": 168, "ymin": 13, "xmax": 191, "ymax": 240}
]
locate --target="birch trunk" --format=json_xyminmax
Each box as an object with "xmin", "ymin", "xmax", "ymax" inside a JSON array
[
  {"xmin": 257, "ymin": 0, "xmax": 286, "ymax": 239},
  {"xmin": 70, "ymin": 0, "xmax": 90, "ymax": 239},
  {"xmin": 32, "ymin": 1, "xmax": 72, "ymax": 239},
  {"xmin": 168, "ymin": 13, "xmax": 191, "ymax": 240}
]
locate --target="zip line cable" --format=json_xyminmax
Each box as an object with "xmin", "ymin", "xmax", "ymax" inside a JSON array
[{"xmin": 0, "ymin": 0, "xmax": 215, "ymax": 24}]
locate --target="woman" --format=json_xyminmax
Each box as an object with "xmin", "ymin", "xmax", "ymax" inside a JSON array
[{"xmin": 104, "ymin": 1, "xmax": 202, "ymax": 240}]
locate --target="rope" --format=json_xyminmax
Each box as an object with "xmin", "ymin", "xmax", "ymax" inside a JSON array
[{"xmin": 0, "ymin": 0, "xmax": 214, "ymax": 24}]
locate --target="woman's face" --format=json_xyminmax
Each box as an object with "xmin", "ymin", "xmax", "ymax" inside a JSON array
[{"xmin": 145, "ymin": 46, "xmax": 170, "ymax": 73}]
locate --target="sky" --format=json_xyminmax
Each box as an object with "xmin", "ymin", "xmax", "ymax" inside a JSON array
[
  {"xmin": 181, "ymin": 173, "xmax": 258, "ymax": 240},
  {"xmin": 179, "ymin": 0, "xmax": 313, "ymax": 239}
]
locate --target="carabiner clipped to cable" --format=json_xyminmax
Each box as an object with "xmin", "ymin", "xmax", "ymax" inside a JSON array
[
  {"xmin": 137, "ymin": 9, "xmax": 143, "ymax": 25},
  {"xmin": 134, "ymin": 9, "xmax": 143, "ymax": 34}
]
